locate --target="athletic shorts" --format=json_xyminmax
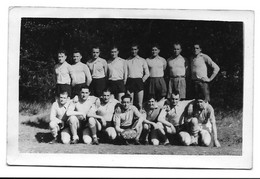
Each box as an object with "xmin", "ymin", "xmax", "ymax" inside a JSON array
[
  {"xmin": 90, "ymin": 77, "xmax": 107, "ymax": 97},
  {"xmin": 193, "ymin": 80, "xmax": 210, "ymax": 102},
  {"xmin": 108, "ymin": 80, "xmax": 125, "ymax": 95},
  {"xmin": 126, "ymin": 78, "xmax": 144, "ymax": 93},
  {"xmin": 56, "ymin": 84, "xmax": 71, "ymax": 97},
  {"xmin": 167, "ymin": 76, "xmax": 186, "ymax": 99},
  {"xmin": 147, "ymin": 77, "xmax": 167, "ymax": 97}
]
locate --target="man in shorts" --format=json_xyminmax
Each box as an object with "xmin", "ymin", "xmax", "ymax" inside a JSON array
[
  {"xmin": 107, "ymin": 46, "xmax": 127, "ymax": 101},
  {"xmin": 126, "ymin": 44, "xmax": 149, "ymax": 110},
  {"xmin": 166, "ymin": 43, "xmax": 187, "ymax": 100},
  {"xmin": 190, "ymin": 43, "xmax": 220, "ymax": 102},
  {"xmin": 71, "ymin": 49, "xmax": 92, "ymax": 98},
  {"xmin": 113, "ymin": 94, "xmax": 144, "ymax": 145},
  {"xmin": 178, "ymin": 94, "xmax": 221, "ymax": 147},
  {"xmin": 65, "ymin": 85, "xmax": 101, "ymax": 145},
  {"xmin": 157, "ymin": 91, "xmax": 192, "ymax": 144},
  {"xmin": 146, "ymin": 44, "xmax": 167, "ymax": 102},
  {"xmin": 49, "ymin": 90, "xmax": 71, "ymax": 144},
  {"xmin": 87, "ymin": 46, "xmax": 108, "ymax": 97},
  {"xmin": 54, "ymin": 50, "xmax": 73, "ymax": 98}
]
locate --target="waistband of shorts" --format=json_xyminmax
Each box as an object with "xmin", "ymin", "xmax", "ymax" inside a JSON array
[{"xmin": 170, "ymin": 75, "xmax": 186, "ymax": 78}]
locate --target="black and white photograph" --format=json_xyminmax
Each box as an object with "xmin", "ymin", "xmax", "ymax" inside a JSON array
[{"xmin": 7, "ymin": 7, "xmax": 253, "ymax": 169}]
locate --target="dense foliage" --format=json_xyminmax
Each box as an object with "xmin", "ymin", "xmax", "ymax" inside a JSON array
[{"xmin": 19, "ymin": 18, "xmax": 243, "ymax": 109}]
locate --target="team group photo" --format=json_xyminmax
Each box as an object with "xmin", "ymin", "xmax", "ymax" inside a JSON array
[{"xmin": 18, "ymin": 15, "xmax": 244, "ymax": 155}]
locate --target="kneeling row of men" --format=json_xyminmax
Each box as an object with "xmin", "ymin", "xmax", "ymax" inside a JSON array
[{"xmin": 49, "ymin": 85, "xmax": 221, "ymax": 147}]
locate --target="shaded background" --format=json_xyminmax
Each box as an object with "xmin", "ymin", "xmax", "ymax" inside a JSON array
[{"xmin": 19, "ymin": 18, "xmax": 243, "ymax": 109}]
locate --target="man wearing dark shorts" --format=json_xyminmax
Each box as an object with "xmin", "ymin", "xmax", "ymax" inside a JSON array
[
  {"xmin": 126, "ymin": 44, "xmax": 149, "ymax": 110},
  {"xmin": 87, "ymin": 46, "xmax": 107, "ymax": 97},
  {"xmin": 146, "ymin": 44, "xmax": 167, "ymax": 102},
  {"xmin": 107, "ymin": 46, "xmax": 127, "ymax": 101}
]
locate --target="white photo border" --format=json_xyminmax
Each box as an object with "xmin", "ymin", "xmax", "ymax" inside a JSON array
[{"xmin": 7, "ymin": 7, "xmax": 254, "ymax": 169}]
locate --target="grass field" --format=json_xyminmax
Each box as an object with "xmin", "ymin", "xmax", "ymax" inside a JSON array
[{"xmin": 18, "ymin": 102, "xmax": 242, "ymax": 155}]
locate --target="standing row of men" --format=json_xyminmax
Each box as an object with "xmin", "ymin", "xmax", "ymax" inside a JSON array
[{"xmin": 54, "ymin": 42, "xmax": 220, "ymax": 110}]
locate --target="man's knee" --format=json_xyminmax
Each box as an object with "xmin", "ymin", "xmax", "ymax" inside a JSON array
[
  {"xmin": 68, "ymin": 116, "xmax": 78, "ymax": 125},
  {"xmin": 200, "ymin": 130, "xmax": 211, "ymax": 147},
  {"xmin": 190, "ymin": 117, "xmax": 198, "ymax": 125},
  {"xmin": 106, "ymin": 127, "xmax": 117, "ymax": 140},
  {"xmin": 179, "ymin": 131, "xmax": 191, "ymax": 146},
  {"xmin": 143, "ymin": 124, "xmax": 149, "ymax": 130},
  {"xmin": 49, "ymin": 121, "xmax": 58, "ymax": 129},
  {"xmin": 88, "ymin": 117, "xmax": 96, "ymax": 127}
]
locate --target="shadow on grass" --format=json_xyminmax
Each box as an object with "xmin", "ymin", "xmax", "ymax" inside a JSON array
[
  {"xmin": 35, "ymin": 132, "xmax": 53, "ymax": 143},
  {"xmin": 21, "ymin": 114, "xmax": 50, "ymax": 129}
]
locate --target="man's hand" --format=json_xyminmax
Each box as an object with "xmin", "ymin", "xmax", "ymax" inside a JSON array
[
  {"xmin": 99, "ymin": 116, "xmax": 106, "ymax": 127},
  {"xmin": 58, "ymin": 121, "xmax": 65, "ymax": 129},
  {"xmin": 201, "ymin": 77, "xmax": 211, "ymax": 82}
]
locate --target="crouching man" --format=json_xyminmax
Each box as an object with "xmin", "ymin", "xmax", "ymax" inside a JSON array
[
  {"xmin": 49, "ymin": 90, "xmax": 71, "ymax": 144},
  {"xmin": 179, "ymin": 94, "xmax": 221, "ymax": 147},
  {"xmin": 113, "ymin": 94, "xmax": 144, "ymax": 145}
]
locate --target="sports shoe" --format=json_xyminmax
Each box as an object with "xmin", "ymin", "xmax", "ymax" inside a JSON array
[
  {"xmin": 92, "ymin": 137, "xmax": 99, "ymax": 145},
  {"xmin": 49, "ymin": 137, "xmax": 58, "ymax": 144},
  {"xmin": 134, "ymin": 139, "xmax": 141, "ymax": 145},
  {"xmin": 70, "ymin": 139, "xmax": 79, "ymax": 144}
]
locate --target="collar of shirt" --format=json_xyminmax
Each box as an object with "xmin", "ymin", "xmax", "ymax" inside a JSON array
[{"xmin": 128, "ymin": 55, "xmax": 140, "ymax": 60}]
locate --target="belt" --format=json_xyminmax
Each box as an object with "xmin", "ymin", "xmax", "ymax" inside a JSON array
[{"xmin": 170, "ymin": 75, "xmax": 185, "ymax": 78}]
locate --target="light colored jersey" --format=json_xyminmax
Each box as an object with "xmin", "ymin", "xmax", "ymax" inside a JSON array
[
  {"xmin": 126, "ymin": 55, "xmax": 149, "ymax": 80},
  {"xmin": 167, "ymin": 55, "xmax": 186, "ymax": 77},
  {"xmin": 114, "ymin": 105, "xmax": 142, "ymax": 127},
  {"xmin": 71, "ymin": 62, "xmax": 92, "ymax": 85},
  {"xmin": 50, "ymin": 100, "xmax": 71, "ymax": 123},
  {"xmin": 54, "ymin": 61, "xmax": 72, "ymax": 84},
  {"xmin": 107, "ymin": 57, "xmax": 127, "ymax": 81},
  {"xmin": 146, "ymin": 56, "xmax": 167, "ymax": 77},
  {"xmin": 87, "ymin": 57, "xmax": 107, "ymax": 79},
  {"xmin": 96, "ymin": 98, "xmax": 119, "ymax": 122}
]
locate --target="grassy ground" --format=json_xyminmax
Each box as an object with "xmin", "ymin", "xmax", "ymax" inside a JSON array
[{"xmin": 18, "ymin": 102, "xmax": 242, "ymax": 155}]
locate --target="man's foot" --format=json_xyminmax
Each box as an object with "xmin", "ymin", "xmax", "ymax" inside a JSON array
[
  {"xmin": 92, "ymin": 137, "xmax": 99, "ymax": 145},
  {"xmin": 49, "ymin": 137, "xmax": 58, "ymax": 144},
  {"xmin": 134, "ymin": 139, "xmax": 141, "ymax": 145},
  {"xmin": 142, "ymin": 140, "xmax": 149, "ymax": 145},
  {"xmin": 163, "ymin": 139, "xmax": 170, "ymax": 146},
  {"xmin": 123, "ymin": 140, "xmax": 129, "ymax": 145},
  {"xmin": 70, "ymin": 139, "xmax": 79, "ymax": 144}
]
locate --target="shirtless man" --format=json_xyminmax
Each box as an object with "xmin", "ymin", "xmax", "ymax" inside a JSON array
[
  {"xmin": 65, "ymin": 85, "xmax": 101, "ymax": 144},
  {"xmin": 166, "ymin": 43, "xmax": 187, "ymax": 100},
  {"xmin": 146, "ymin": 44, "xmax": 167, "ymax": 102}
]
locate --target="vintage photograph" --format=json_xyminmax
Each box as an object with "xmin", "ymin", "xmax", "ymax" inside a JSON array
[{"xmin": 7, "ymin": 7, "xmax": 253, "ymax": 168}]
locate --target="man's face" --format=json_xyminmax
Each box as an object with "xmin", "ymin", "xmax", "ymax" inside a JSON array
[
  {"xmin": 80, "ymin": 88, "xmax": 90, "ymax": 101},
  {"xmin": 92, "ymin": 48, "xmax": 100, "ymax": 59},
  {"xmin": 196, "ymin": 99, "xmax": 206, "ymax": 110},
  {"xmin": 102, "ymin": 91, "xmax": 111, "ymax": 103},
  {"xmin": 151, "ymin": 47, "xmax": 160, "ymax": 57},
  {"xmin": 73, "ymin": 52, "xmax": 82, "ymax": 63},
  {"xmin": 193, "ymin": 45, "xmax": 202, "ymax": 55},
  {"xmin": 122, "ymin": 98, "xmax": 131, "ymax": 110},
  {"xmin": 111, "ymin": 48, "xmax": 119, "ymax": 59},
  {"xmin": 59, "ymin": 93, "xmax": 68, "ymax": 105},
  {"xmin": 148, "ymin": 98, "xmax": 157, "ymax": 109},
  {"xmin": 171, "ymin": 94, "xmax": 180, "ymax": 106},
  {"xmin": 131, "ymin": 46, "xmax": 139, "ymax": 57},
  {"xmin": 173, "ymin": 44, "xmax": 182, "ymax": 56},
  {"xmin": 58, "ymin": 53, "xmax": 67, "ymax": 64}
]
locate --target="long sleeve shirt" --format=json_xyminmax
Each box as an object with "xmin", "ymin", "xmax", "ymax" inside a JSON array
[
  {"xmin": 126, "ymin": 55, "xmax": 149, "ymax": 81},
  {"xmin": 71, "ymin": 62, "xmax": 92, "ymax": 85},
  {"xmin": 50, "ymin": 100, "xmax": 71, "ymax": 123}
]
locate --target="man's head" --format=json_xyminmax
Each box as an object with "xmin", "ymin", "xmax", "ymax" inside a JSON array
[
  {"xmin": 58, "ymin": 91, "xmax": 69, "ymax": 105},
  {"xmin": 170, "ymin": 92, "xmax": 180, "ymax": 107},
  {"xmin": 73, "ymin": 50, "xmax": 82, "ymax": 63},
  {"xmin": 151, "ymin": 44, "xmax": 160, "ymax": 57},
  {"xmin": 92, "ymin": 47, "xmax": 100, "ymax": 59},
  {"xmin": 195, "ymin": 91, "xmax": 207, "ymax": 109},
  {"xmin": 110, "ymin": 46, "xmax": 119, "ymax": 59},
  {"xmin": 101, "ymin": 88, "xmax": 111, "ymax": 103},
  {"xmin": 173, "ymin": 43, "xmax": 182, "ymax": 57},
  {"xmin": 79, "ymin": 85, "xmax": 90, "ymax": 101},
  {"xmin": 130, "ymin": 44, "xmax": 139, "ymax": 57},
  {"xmin": 193, "ymin": 43, "xmax": 202, "ymax": 56},
  {"xmin": 163, "ymin": 99, "xmax": 171, "ymax": 112},
  {"xmin": 57, "ymin": 50, "xmax": 67, "ymax": 64},
  {"xmin": 121, "ymin": 94, "xmax": 132, "ymax": 110},
  {"xmin": 147, "ymin": 95, "xmax": 157, "ymax": 109}
]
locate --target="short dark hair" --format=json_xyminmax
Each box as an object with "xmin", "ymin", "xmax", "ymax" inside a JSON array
[
  {"xmin": 173, "ymin": 42, "xmax": 182, "ymax": 48},
  {"xmin": 111, "ymin": 45, "xmax": 119, "ymax": 51},
  {"xmin": 79, "ymin": 85, "xmax": 90, "ymax": 92},
  {"xmin": 151, "ymin": 43, "xmax": 160, "ymax": 49},
  {"xmin": 73, "ymin": 48, "xmax": 82, "ymax": 55},
  {"xmin": 131, "ymin": 43, "xmax": 139, "ymax": 49},
  {"xmin": 171, "ymin": 90, "xmax": 180, "ymax": 96},
  {"xmin": 147, "ymin": 94, "xmax": 157, "ymax": 101},
  {"xmin": 59, "ymin": 90, "xmax": 68, "ymax": 97},
  {"xmin": 121, "ymin": 93, "xmax": 132, "ymax": 101},
  {"xmin": 57, "ymin": 49, "xmax": 67, "ymax": 56},
  {"xmin": 103, "ymin": 88, "xmax": 111, "ymax": 94},
  {"xmin": 92, "ymin": 46, "xmax": 100, "ymax": 50}
]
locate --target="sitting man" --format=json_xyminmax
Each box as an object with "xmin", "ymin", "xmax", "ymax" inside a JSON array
[
  {"xmin": 157, "ymin": 91, "xmax": 192, "ymax": 144},
  {"xmin": 94, "ymin": 88, "xmax": 119, "ymax": 143},
  {"xmin": 178, "ymin": 93, "xmax": 221, "ymax": 147},
  {"xmin": 49, "ymin": 90, "xmax": 71, "ymax": 144},
  {"xmin": 65, "ymin": 85, "xmax": 101, "ymax": 145},
  {"xmin": 141, "ymin": 95, "xmax": 167, "ymax": 145},
  {"xmin": 113, "ymin": 94, "xmax": 144, "ymax": 145}
]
